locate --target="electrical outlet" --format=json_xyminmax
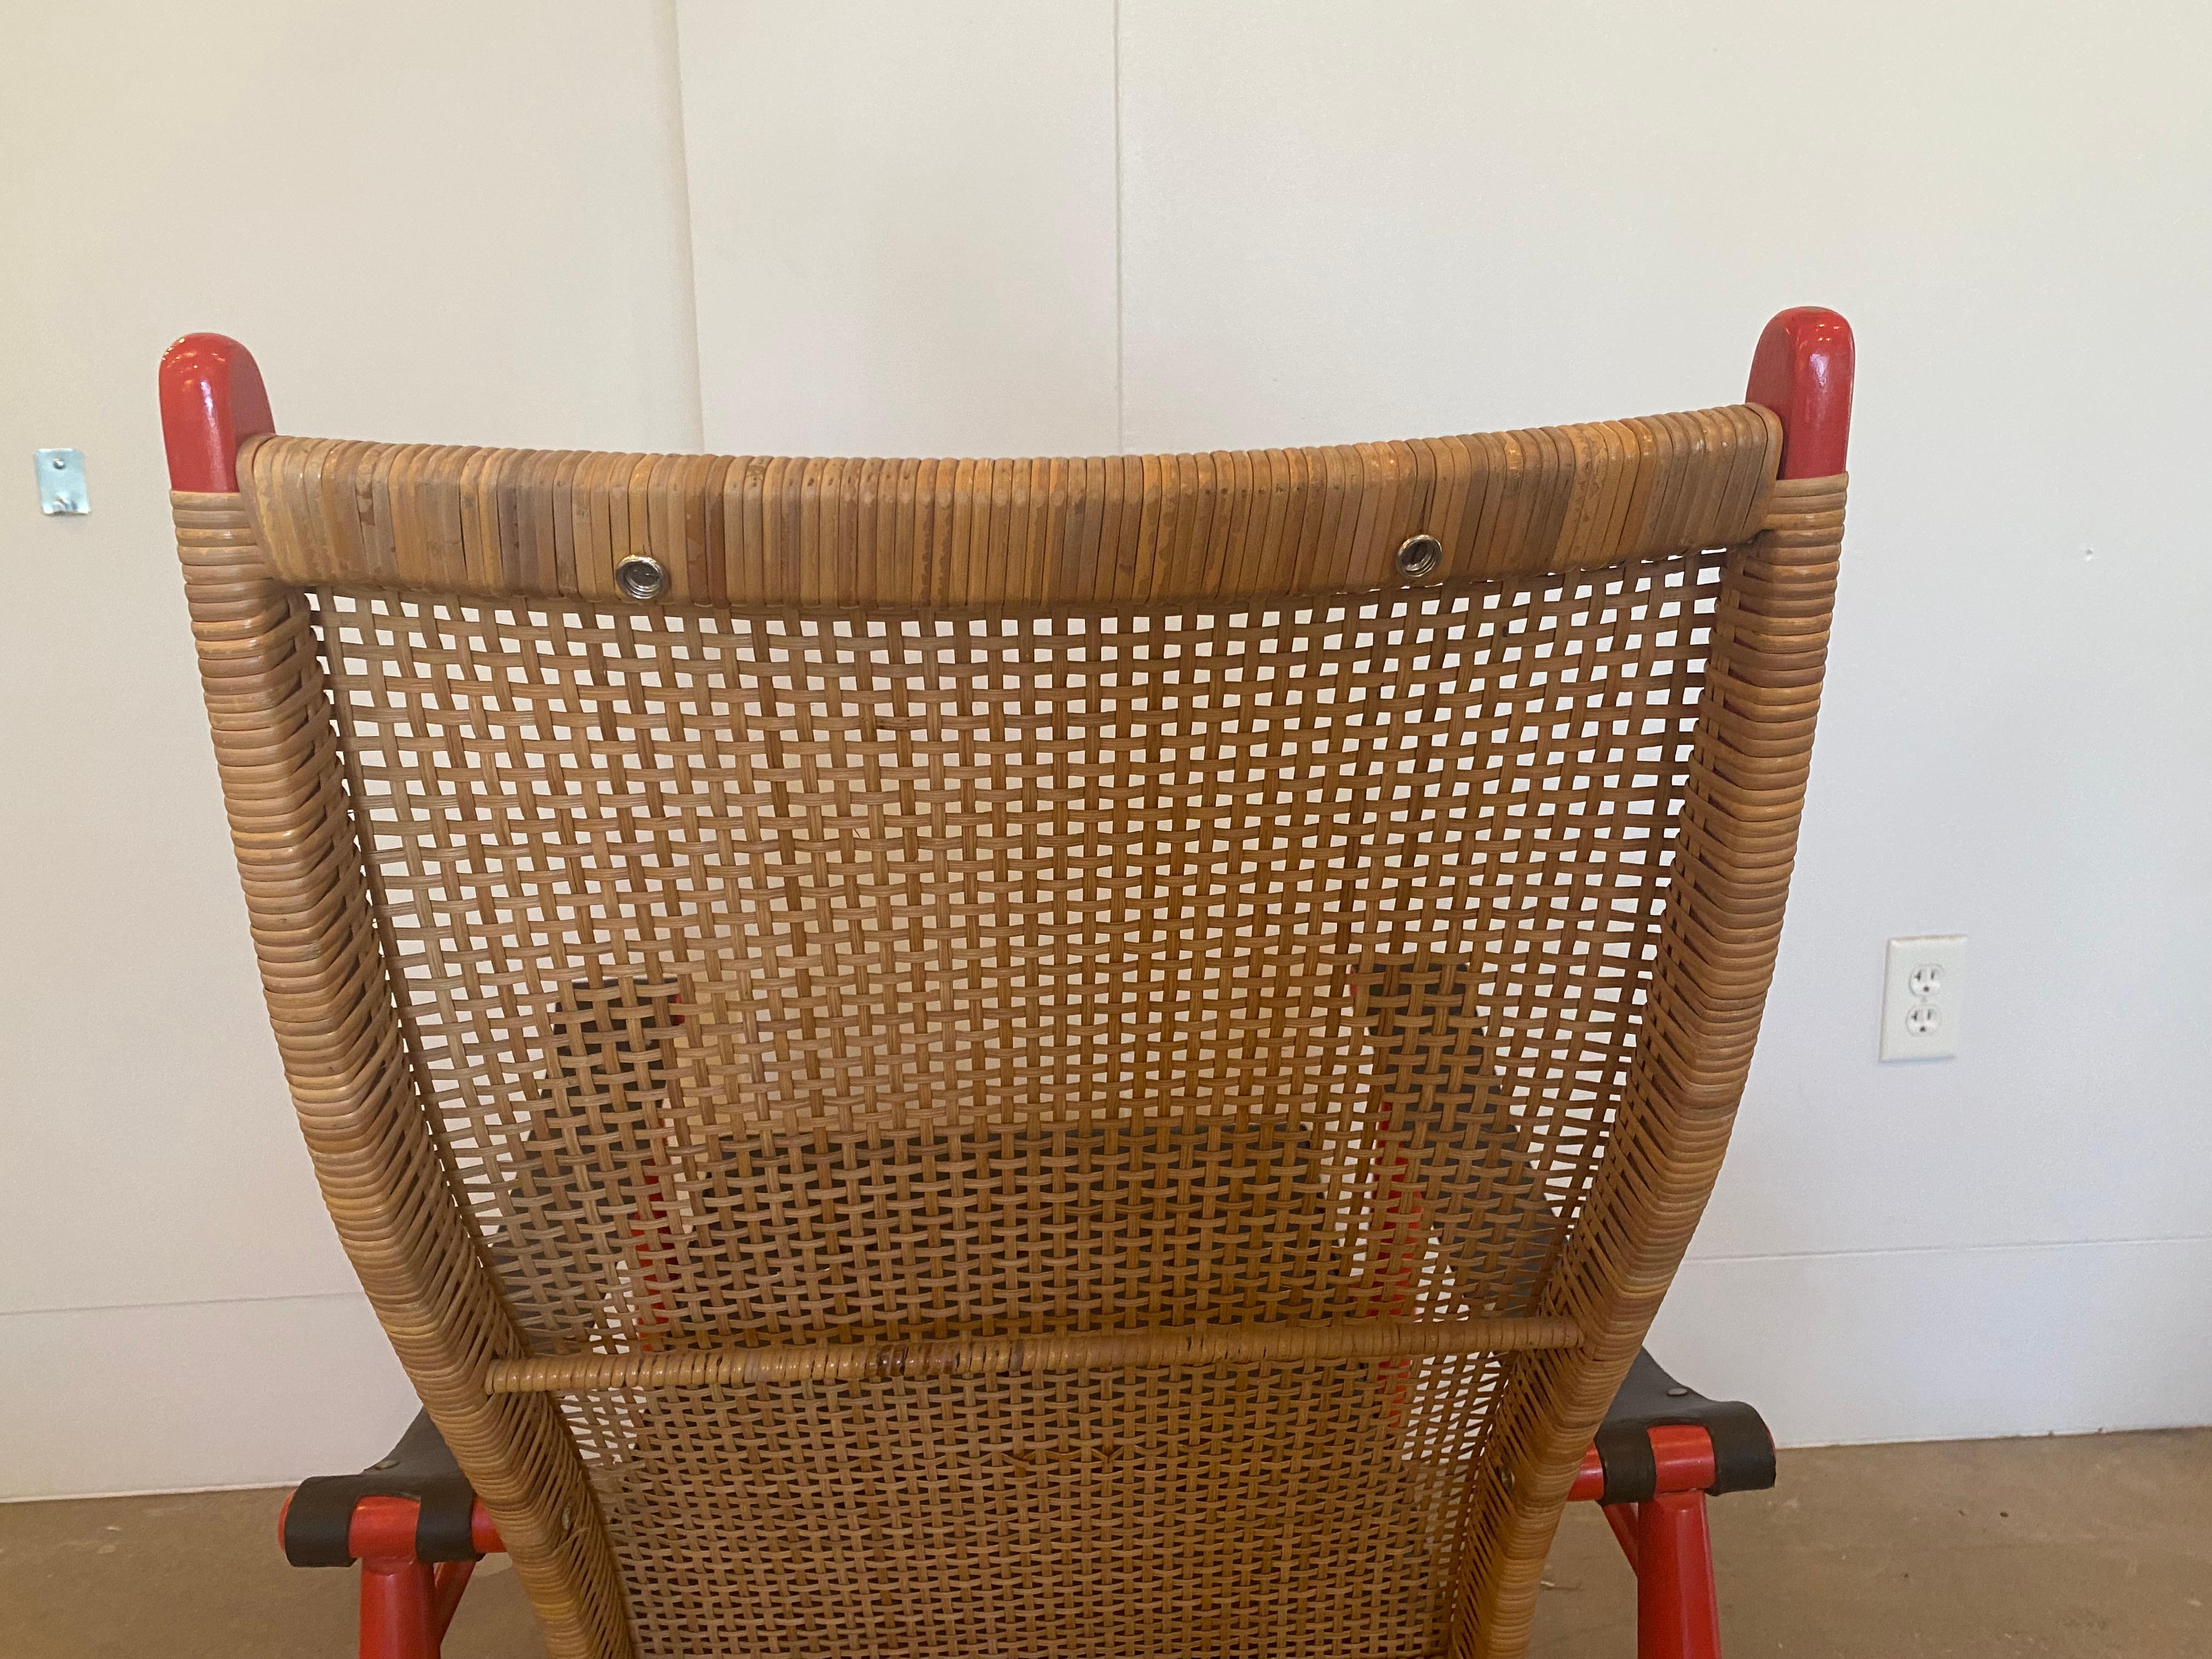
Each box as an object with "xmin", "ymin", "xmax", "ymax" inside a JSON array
[{"xmin": 1881, "ymin": 935, "xmax": 1966, "ymax": 1060}]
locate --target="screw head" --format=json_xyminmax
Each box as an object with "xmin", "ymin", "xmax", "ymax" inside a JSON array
[
  {"xmin": 614, "ymin": 554, "xmax": 669, "ymax": 602},
  {"xmin": 1395, "ymin": 533, "xmax": 1442, "ymax": 578}
]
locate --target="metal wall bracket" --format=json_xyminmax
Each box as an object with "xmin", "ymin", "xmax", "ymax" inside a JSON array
[{"xmin": 36, "ymin": 448, "xmax": 89, "ymax": 515}]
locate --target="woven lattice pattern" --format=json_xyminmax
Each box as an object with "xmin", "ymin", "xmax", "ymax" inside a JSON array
[
  {"xmin": 572, "ymin": 1365, "xmax": 1494, "ymax": 1656},
  {"xmin": 307, "ymin": 546, "xmax": 1713, "ymax": 1654}
]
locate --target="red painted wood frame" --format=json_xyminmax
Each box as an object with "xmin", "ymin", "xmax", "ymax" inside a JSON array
[
  {"xmin": 1746, "ymin": 305, "xmax": 1854, "ymax": 480},
  {"xmin": 1570, "ymin": 1427, "xmax": 1726, "ymax": 1659},
  {"xmin": 159, "ymin": 332, "xmax": 273, "ymax": 493},
  {"xmin": 274, "ymin": 1494, "xmax": 503, "ymax": 1659},
  {"xmin": 168, "ymin": 305, "xmax": 1852, "ymax": 1659}
]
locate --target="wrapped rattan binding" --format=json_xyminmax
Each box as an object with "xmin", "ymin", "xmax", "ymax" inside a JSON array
[
  {"xmin": 487, "ymin": 1314, "xmax": 1583, "ymax": 1393},
  {"xmin": 228, "ymin": 403, "xmax": 1781, "ymax": 605}
]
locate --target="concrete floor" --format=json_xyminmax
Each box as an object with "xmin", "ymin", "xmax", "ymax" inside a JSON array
[{"xmin": 3, "ymin": 1430, "xmax": 2205, "ymax": 1656}]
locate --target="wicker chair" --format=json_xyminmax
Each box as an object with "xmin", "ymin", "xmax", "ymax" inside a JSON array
[{"xmin": 159, "ymin": 309, "xmax": 1850, "ymax": 1659}]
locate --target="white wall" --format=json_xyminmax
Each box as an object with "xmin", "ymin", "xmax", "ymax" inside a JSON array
[
  {"xmin": 679, "ymin": 1, "xmax": 1121, "ymax": 456},
  {"xmin": 677, "ymin": 0, "xmax": 2212, "ymax": 1448},
  {"xmin": 0, "ymin": 0, "xmax": 701, "ymax": 1500},
  {"xmin": 5, "ymin": 1, "xmax": 2208, "ymax": 1498}
]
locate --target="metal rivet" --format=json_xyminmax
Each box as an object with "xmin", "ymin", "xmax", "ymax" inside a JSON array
[
  {"xmin": 614, "ymin": 554, "xmax": 669, "ymax": 602},
  {"xmin": 1665, "ymin": 1386, "xmax": 1691, "ymax": 1398},
  {"xmin": 1395, "ymin": 533, "xmax": 1442, "ymax": 578},
  {"xmin": 371, "ymin": 1458, "xmax": 398, "ymax": 1470}
]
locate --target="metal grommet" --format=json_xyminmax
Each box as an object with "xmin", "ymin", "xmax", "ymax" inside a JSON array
[
  {"xmin": 614, "ymin": 554, "xmax": 670, "ymax": 602},
  {"xmin": 1395, "ymin": 533, "xmax": 1442, "ymax": 578}
]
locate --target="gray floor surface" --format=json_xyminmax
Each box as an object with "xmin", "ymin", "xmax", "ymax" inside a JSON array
[{"xmin": 3, "ymin": 1429, "xmax": 2205, "ymax": 1656}]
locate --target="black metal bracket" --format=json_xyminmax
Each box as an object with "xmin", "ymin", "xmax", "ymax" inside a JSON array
[
  {"xmin": 1592, "ymin": 1350, "xmax": 1777, "ymax": 1506},
  {"xmin": 282, "ymin": 1409, "xmax": 481, "ymax": 1567}
]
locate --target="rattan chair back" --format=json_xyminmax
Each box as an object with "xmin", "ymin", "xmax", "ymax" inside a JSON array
[{"xmin": 162, "ymin": 312, "xmax": 1849, "ymax": 1659}]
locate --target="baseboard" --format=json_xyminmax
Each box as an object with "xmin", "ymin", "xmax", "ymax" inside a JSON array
[{"xmin": 1650, "ymin": 1235, "xmax": 2212, "ymax": 1447}]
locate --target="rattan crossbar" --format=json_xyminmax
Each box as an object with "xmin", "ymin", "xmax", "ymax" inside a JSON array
[
  {"xmin": 487, "ymin": 1314, "xmax": 1584, "ymax": 1392},
  {"xmin": 231, "ymin": 404, "xmax": 1779, "ymax": 605},
  {"xmin": 163, "ymin": 312, "xmax": 1852, "ymax": 1659}
]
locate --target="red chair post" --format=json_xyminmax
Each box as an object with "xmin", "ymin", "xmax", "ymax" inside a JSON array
[
  {"xmin": 276, "ymin": 1491, "xmax": 506, "ymax": 1659},
  {"xmin": 358, "ymin": 1554, "xmax": 438, "ymax": 1659},
  {"xmin": 1632, "ymin": 1491, "xmax": 1724, "ymax": 1659},
  {"xmin": 1746, "ymin": 306, "xmax": 1855, "ymax": 479},
  {"xmin": 351, "ymin": 1496, "xmax": 505, "ymax": 1658},
  {"xmin": 1570, "ymin": 1424, "xmax": 1724, "ymax": 1659},
  {"xmin": 159, "ymin": 333, "xmax": 274, "ymax": 492}
]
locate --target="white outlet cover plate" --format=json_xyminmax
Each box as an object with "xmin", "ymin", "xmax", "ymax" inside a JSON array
[{"xmin": 1880, "ymin": 934, "xmax": 1966, "ymax": 1061}]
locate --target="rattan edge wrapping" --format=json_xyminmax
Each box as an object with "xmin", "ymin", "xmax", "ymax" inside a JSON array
[
  {"xmin": 232, "ymin": 404, "xmax": 1782, "ymax": 607},
  {"xmin": 171, "ymin": 488, "xmax": 637, "ymax": 1659},
  {"xmin": 1456, "ymin": 469, "xmax": 1847, "ymax": 1657}
]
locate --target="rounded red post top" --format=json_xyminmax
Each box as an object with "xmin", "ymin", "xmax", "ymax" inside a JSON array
[
  {"xmin": 159, "ymin": 332, "xmax": 274, "ymax": 492},
  {"xmin": 1745, "ymin": 307, "xmax": 1853, "ymax": 480}
]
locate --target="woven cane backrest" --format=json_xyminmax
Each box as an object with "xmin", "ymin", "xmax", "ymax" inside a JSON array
[{"xmin": 176, "ymin": 392, "xmax": 1844, "ymax": 1659}]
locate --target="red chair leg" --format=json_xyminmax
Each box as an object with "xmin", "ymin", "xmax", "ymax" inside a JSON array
[
  {"xmin": 359, "ymin": 1556, "xmax": 438, "ymax": 1659},
  {"xmin": 1633, "ymin": 1489, "xmax": 1723, "ymax": 1659},
  {"xmin": 279, "ymin": 1413, "xmax": 510, "ymax": 1659},
  {"xmin": 1573, "ymin": 1419, "xmax": 1734, "ymax": 1658},
  {"xmin": 1602, "ymin": 1501, "xmax": 1642, "ymax": 1570},
  {"xmin": 430, "ymin": 1560, "xmax": 477, "ymax": 1645},
  {"xmin": 285, "ymin": 1488, "xmax": 505, "ymax": 1659}
]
